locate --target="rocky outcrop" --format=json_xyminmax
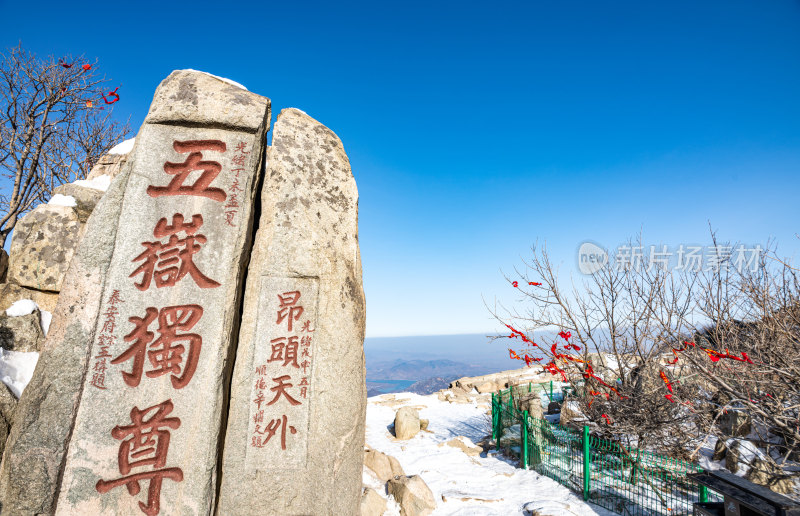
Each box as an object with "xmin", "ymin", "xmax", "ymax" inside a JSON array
[
  {"xmin": 364, "ymin": 447, "xmax": 405, "ymax": 481},
  {"xmin": 387, "ymin": 475, "xmax": 436, "ymax": 516},
  {"xmin": 450, "ymin": 367, "xmax": 557, "ymax": 394},
  {"xmin": 6, "ymin": 204, "xmax": 83, "ymax": 292},
  {"xmin": 86, "ymin": 151, "xmax": 128, "ymax": 181},
  {"xmin": 0, "ymin": 309, "xmax": 45, "ymax": 352},
  {"xmin": 361, "ymin": 487, "xmax": 388, "ymax": 516},
  {"xmin": 51, "ymin": 183, "xmax": 104, "ymax": 223},
  {"xmin": 0, "ymin": 383, "xmax": 17, "ymax": 459},
  {"xmin": 395, "ymin": 406, "xmax": 422, "ymax": 439},
  {"xmin": 0, "ymin": 282, "xmax": 58, "ymax": 313},
  {"xmin": 745, "ymin": 458, "xmax": 794, "ymax": 494}
]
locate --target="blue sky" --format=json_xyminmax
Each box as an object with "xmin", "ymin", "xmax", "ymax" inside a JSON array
[{"xmin": 2, "ymin": 1, "xmax": 799, "ymax": 337}]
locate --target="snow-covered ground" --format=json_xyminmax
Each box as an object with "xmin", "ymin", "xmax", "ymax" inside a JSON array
[{"xmin": 365, "ymin": 391, "xmax": 617, "ymax": 515}]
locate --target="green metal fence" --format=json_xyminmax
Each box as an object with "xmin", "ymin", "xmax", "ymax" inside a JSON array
[{"xmin": 492, "ymin": 386, "xmax": 720, "ymax": 516}]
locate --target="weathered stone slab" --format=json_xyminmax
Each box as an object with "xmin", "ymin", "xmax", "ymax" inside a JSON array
[
  {"xmin": 0, "ymin": 70, "xmax": 270, "ymax": 516},
  {"xmin": 0, "ymin": 282, "xmax": 59, "ymax": 313},
  {"xmin": 87, "ymin": 152, "xmax": 128, "ymax": 181},
  {"xmin": 7, "ymin": 203, "xmax": 82, "ymax": 292},
  {"xmin": 217, "ymin": 108, "xmax": 366, "ymax": 515},
  {"xmin": 52, "ymin": 183, "xmax": 105, "ymax": 223}
]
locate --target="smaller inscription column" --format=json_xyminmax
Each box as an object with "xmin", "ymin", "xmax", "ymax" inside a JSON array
[{"xmin": 247, "ymin": 277, "xmax": 318, "ymax": 467}]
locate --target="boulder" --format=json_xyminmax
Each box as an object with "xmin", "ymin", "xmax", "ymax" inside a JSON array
[
  {"xmin": 395, "ymin": 406, "xmax": 421, "ymax": 439},
  {"xmin": 420, "ymin": 418, "xmax": 429, "ymax": 431},
  {"xmin": 712, "ymin": 438, "xmax": 727, "ymax": 461},
  {"xmin": 720, "ymin": 409, "xmax": 752, "ymax": 437},
  {"xmin": 387, "ymin": 475, "xmax": 436, "ymax": 516},
  {"xmin": 0, "ymin": 309, "xmax": 45, "ymax": 352},
  {"xmin": 86, "ymin": 151, "xmax": 128, "ymax": 181},
  {"xmin": 52, "ymin": 183, "xmax": 104, "ymax": 223},
  {"xmin": 745, "ymin": 458, "xmax": 795, "ymax": 494},
  {"xmin": 216, "ymin": 107, "xmax": 366, "ymax": 515},
  {"xmin": 0, "ymin": 382, "xmax": 17, "ymax": 458},
  {"xmin": 559, "ymin": 399, "xmax": 585, "ymax": 426},
  {"xmin": 361, "ymin": 487, "xmax": 387, "ymax": 516},
  {"xmin": 475, "ymin": 381, "xmax": 498, "ymax": 393},
  {"xmin": 364, "ymin": 447, "xmax": 405, "ymax": 481},
  {"xmin": 515, "ymin": 393, "xmax": 544, "ymax": 419},
  {"xmin": 7, "ymin": 203, "xmax": 82, "ymax": 292},
  {"xmin": 726, "ymin": 440, "xmax": 741, "ymax": 473},
  {"xmin": 0, "ymin": 282, "xmax": 59, "ymax": 313}
]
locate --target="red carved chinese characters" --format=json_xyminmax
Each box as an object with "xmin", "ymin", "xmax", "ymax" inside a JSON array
[
  {"xmin": 113, "ymin": 305, "xmax": 203, "ymax": 389},
  {"xmin": 276, "ymin": 291, "xmax": 303, "ymax": 332},
  {"xmin": 268, "ymin": 336, "xmax": 300, "ymax": 368},
  {"xmin": 92, "ymin": 290, "xmax": 124, "ymax": 389},
  {"xmin": 252, "ymin": 414, "xmax": 297, "ymax": 450},
  {"xmin": 131, "ymin": 214, "xmax": 220, "ymax": 290},
  {"xmin": 96, "ymin": 400, "xmax": 183, "ymax": 516},
  {"xmin": 147, "ymin": 140, "xmax": 227, "ymax": 201}
]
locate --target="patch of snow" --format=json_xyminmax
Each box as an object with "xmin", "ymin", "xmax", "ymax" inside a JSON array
[
  {"xmin": 108, "ymin": 137, "xmax": 135, "ymax": 155},
  {"xmin": 183, "ymin": 70, "xmax": 247, "ymax": 90},
  {"xmin": 6, "ymin": 299, "xmax": 38, "ymax": 317},
  {"xmin": 48, "ymin": 194, "xmax": 77, "ymax": 207},
  {"xmin": 287, "ymin": 107, "xmax": 308, "ymax": 115},
  {"xmin": 0, "ymin": 348, "xmax": 39, "ymax": 398},
  {"xmin": 40, "ymin": 309, "xmax": 52, "ymax": 336},
  {"xmin": 365, "ymin": 391, "xmax": 616, "ymax": 515},
  {"xmin": 73, "ymin": 174, "xmax": 112, "ymax": 192}
]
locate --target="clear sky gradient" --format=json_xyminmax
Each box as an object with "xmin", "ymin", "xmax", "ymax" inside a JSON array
[{"xmin": 3, "ymin": 1, "xmax": 799, "ymax": 337}]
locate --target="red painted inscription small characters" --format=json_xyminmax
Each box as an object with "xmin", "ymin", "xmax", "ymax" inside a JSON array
[
  {"xmin": 113, "ymin": 305, "xmax": 203, "ymax": 389},
  {"xmin": 95, "ymin": 400, "xmax": 183, "ymax": 516},
  {"xmin": 225, "ymin": 141, "xmax": 249, "ymax": 226},
  {"xmin": 130, "ymin": 213, "xmax": 220, "ymax": 291},
  {"xmin": 147, "ymin": 140, "xmax": 227, "ymax": 201},
  {"xmin": 91, "ymin": 290, "xmax": 124, "ymax": 389}
]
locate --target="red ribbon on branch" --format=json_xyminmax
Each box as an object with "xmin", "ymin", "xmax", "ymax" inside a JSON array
[{"xmin": 102, "ymin": 87, "xmax": 120, "ymax": 104}]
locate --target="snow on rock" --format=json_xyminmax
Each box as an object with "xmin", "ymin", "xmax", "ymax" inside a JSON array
[
  {"xmin": 73, "ymin": 174, "xmax": 112, "ymax": 192},
  {"xmin": 40, "ymin": 309, "xmax": 52, "ymax": 337},
  {"xmin": 365, "ymin": 391, "xmax": 615, "ymax": 515},
  {"xmin": 108, "ymin": 137, "xmax": 135, "ymax": 155},
  {"xmin": 183, "ymin": 69, "xmax": 248, "ymax": 90},
  {"xmin": 0, "ymin": 348, "xmax": 39, "ymax": 398},
  {"xmin": 5, "ymin": 299, "xmax": 38, "ymax": 317},
  {"xmin": 48, "ymin": 194, "xmax": 77, "ymax": 207}
]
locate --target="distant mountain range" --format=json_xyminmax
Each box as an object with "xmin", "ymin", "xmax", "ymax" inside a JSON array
[
  {"xmin": 367, "ymin": 358, "xmax": 492, "ymax": 381},
  {"xmin": 363, "ymin": 334, "xmax": 522, "ymax": 396},
  {"xmin": 366, "ymin": 358, "xmax": 497, "ymax": 396}
]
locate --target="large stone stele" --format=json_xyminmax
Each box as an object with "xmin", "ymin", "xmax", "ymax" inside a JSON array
[
  {"xmin": 0, "ymin": 70, "xmax": 270, "ymax": 515},
  {"xmin": 217, "ymin": 108, "xmax": 366, "ymax": 515},
  {"xmin": 7, "ymin": 203, "xmax": 83, "ymax": 292}
]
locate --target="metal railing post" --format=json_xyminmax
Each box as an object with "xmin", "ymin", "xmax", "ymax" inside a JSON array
[
  {"xmin": 698, "ymin": 468, "xmax": 708, "ymax": 503},
  {"xmin": 521, "ymin": 410, "xmax": 529, "ymax": 469},
  {"xmin": 491, "ymin": 393, "xmax": 497, "ymax": 441},
  {"xmin": 583, "ymin": 425, "xmax": 591, "ymax": 501}
]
